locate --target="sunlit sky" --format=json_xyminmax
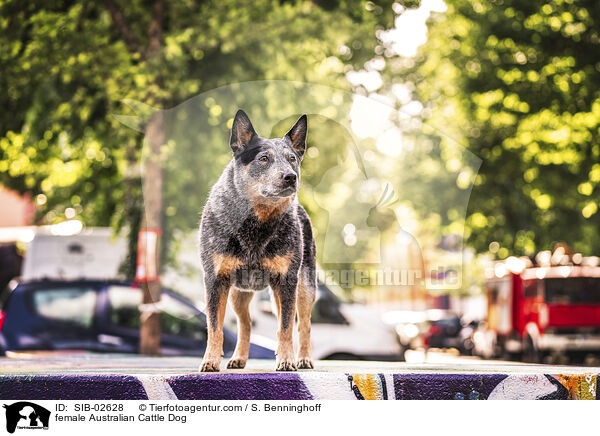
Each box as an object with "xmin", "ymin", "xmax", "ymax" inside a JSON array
[
  {"xmin": 348, "ymin": 0, "xmax": 447, "ymax": 156},
  {"xmin": 382, "ymin": 0, "xmax": 448, "ymax": 58}
]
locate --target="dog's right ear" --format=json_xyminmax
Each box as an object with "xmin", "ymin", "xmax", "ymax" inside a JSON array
[{"xmin": 230, "ymin": 110, "xmax": 256, "ymax": 153}]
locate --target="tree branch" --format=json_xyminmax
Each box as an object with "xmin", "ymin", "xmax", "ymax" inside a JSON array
[
  {"xmin": 146, "ymin": 0, "xmax": 165, "ymax": 59},
  {"xmin": 103, "ymin": 0, "xmax": 141, "ymax": 54}
]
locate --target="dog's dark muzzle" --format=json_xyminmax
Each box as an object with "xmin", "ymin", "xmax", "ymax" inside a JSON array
[
  {"xmin": 265, "ymin": 173, "xmax": 297, "ymax": 197},
  {"xmin": 283, "ymin": 172, "xmax": 296, "ymax": 185},
  {"xmin": 281, "ymin": 172, "xmax": 297, "ymax": 191}
]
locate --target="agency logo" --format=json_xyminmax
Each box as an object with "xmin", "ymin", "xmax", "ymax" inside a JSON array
[{"xmin": 3, "ymin": 402, "xmax": 50, "ymax": 434}]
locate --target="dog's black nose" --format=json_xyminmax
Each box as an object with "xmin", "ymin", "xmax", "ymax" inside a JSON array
[{"xmin": 283, "ymin": 172, "xmax": 297, "ymax": 184}]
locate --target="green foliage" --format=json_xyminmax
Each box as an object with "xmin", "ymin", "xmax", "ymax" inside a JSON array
[
  {"xmin": 0, "ymin": 0, "xmax": 395, "ymax": 275},
  {"xmin": 387, "ymin": 0, "xmax": 600, "ymax": 258}
]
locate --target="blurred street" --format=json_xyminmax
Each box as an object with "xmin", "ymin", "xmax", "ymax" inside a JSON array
[
  {"xmin": 405, "ymin": 349, "xmax": 499, "ymax": 365},
  {"xmin": 1, "ymin": 351, "xmax": 597, "ymax": 375},
  {"xmin": 405, "ymin": 349, "xmax": 545, "ymax": 366}
]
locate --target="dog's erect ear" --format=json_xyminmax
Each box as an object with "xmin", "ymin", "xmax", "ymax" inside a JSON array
[
  {"xmin": 230, "ymin": 109, "xmax": 256, "ymax": 153},
  {"xmin": 285, "ymin": 114, "xmax": 308, "ymax": 156}
]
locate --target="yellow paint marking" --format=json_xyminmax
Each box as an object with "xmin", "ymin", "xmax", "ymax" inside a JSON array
[
  {"xmin": 555, "ymin": 374, "xmax": 597, "ymax": 400},
  {"xmin": 351, "ymin": 374, "xmax": 384, "ymax": 400}
]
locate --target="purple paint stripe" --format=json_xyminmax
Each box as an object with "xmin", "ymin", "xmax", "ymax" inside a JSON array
[
  {"xmin": 393, "ymin": 373, "xmax": 508, "ymax": 400},
  {"xmin": 168, "ymin": 373, "xmax": 313, "ymax": 400},
  {"xmin": 0, "ymin": 375, "xmax": 148, "ymax": 400}
]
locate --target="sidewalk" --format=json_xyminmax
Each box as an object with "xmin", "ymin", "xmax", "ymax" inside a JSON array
[{"xmin": 0, "ymin": 352, "xmax": 598, "ymax": 400}]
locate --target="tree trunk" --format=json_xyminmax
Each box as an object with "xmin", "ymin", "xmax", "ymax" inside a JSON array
[{"xmin": 139, "ymin": 110, "xmax": 165, "ymax": 355}]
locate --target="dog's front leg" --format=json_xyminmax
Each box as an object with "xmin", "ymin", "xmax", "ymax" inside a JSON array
[
  {"xmin": 200, "ymin": 276, "xmax": 230, "ymax": 372},
  {"xmin": 227, "ymin": 288, "xmax": 254, "ymax": 369},
  {"xmin": 296, "ymin": 276, "xmax": 315, "ymax": 369},
  {"xmin": 271, "ymin": 275, "xmax": 298, "ymax": 371}
]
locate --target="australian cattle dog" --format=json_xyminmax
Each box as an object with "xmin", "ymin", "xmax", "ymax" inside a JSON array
[{"xmin": 198, "ymin": 110, "xmax": 316, "ymax": 371}]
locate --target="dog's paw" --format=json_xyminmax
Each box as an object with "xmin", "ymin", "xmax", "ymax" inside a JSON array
[
  {"xmin": 276, "ymin": 358, "xmax": 298, "ymax": 371},
  {"xmin": 297, "ymin": 357, "xmax": 314, "ymax": 369},
  {"xmin": 199, "ymin": 360, "xmax": 220, "ymax": 372},
  {"xmin": 226, "ymin": 358, "xmax": 247, "ymax": 369}
]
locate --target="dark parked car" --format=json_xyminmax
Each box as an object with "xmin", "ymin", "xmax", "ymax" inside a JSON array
[
  {"xmin": 423, "ymin": 311, "xmax": 477, "ymax": 354},
  {"xmin": 0, "ymin": 279, "xmax": 274, "ymax": 358}
]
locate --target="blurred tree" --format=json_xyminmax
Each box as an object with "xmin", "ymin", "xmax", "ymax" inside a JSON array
[
  {"xmin": 0, "ymin": 0, "xmax": 395, "ymax": 276},
  {"xmin": 383, "ymin": 0, "xmax": 600, "ymax": 258}
]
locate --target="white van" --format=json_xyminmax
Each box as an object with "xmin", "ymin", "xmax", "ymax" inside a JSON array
[
  {"xmin": 21, "ymin": 227, "xmax": 127, "ymax": 281},
  {"xmin": 226, "ymin": 277, "xmax": 405, "ymax": 361}
]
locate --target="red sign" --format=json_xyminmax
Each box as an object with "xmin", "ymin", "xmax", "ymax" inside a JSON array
[{"xmin": 135, "ymin": 229, "xmax": 161, "ymax": 282}]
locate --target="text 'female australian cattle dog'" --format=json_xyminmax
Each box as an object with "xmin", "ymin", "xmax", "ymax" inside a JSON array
[{"xmin": 198, "ymin": 110, "xmax": 317, "ymax": 372}]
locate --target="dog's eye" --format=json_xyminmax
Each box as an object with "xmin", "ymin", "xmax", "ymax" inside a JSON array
[
  {"xmin": 289, "ymin": 155, "xmax": 296, "ymax": 163},
  {"xmin": 259, "ymin": 156, "xmax": 269, "ymax": 163}
]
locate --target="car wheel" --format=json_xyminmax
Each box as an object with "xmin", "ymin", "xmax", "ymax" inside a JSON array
[
  {"xmin": 522, "ymin": 335, "xmax": 540, "ymax": 363},
  {"xmin": 461, "ymin": 338, "xmax": 474, "ymax": 356}
]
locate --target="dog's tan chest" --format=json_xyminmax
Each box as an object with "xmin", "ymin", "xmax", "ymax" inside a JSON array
[
  {"xmin": 251, "ymin": 198, "xmax": 292, "ymax": 222},
  {"xmin": 212, "ymin": 252, "xmax": 294, "ymax": 277},
  {"xmin": 260, "ymin": 252, "xmax": 293, "ymax": 275},
  {"xmin": 211, "ymin": 254, "xmax": 245, "ymax": 277}
]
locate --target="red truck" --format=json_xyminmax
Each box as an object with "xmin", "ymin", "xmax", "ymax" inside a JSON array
[{"xmin": 477, "ymin": 259, "xmax": 600, "ymax": 362}]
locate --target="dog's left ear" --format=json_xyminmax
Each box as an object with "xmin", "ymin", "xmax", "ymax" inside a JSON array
[{"xmin": 285, "ymin": 114, "xmax": 308, "ymax": 157}]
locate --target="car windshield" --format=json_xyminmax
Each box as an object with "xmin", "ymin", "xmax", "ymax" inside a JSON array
[
  {"xmin": 107, "ymin": 286, "xmax": 206, "ymax": 340},
  {"xmin": 32, "ymin": 287, "xmax": 97, "ymax": 328},
  {"xmin": 544, "ymin": 277, "xmax": 600, "ymax": 304}
]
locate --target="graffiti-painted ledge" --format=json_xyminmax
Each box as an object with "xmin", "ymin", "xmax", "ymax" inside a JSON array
[{"xmin": 0, "ymin": 354, "xmax": 598, "ymax": 400}]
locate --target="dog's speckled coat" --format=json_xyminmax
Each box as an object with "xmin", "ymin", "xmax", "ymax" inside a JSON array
[{"xmin": 199, "ymin": 110, "xmax": 316, "ymax": 372}]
